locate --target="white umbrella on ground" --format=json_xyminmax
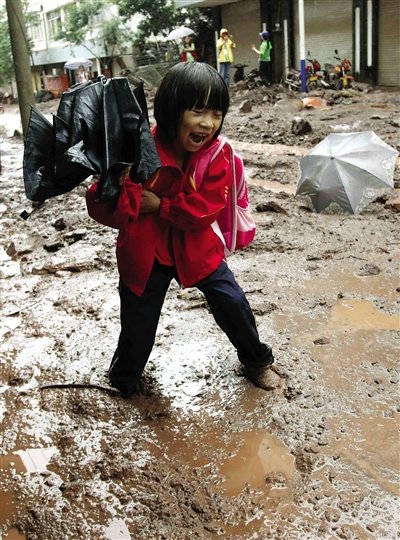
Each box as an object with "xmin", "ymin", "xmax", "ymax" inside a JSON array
[
  {"xmin": 167, "ymin": 27, "xmax": 194, "ymax": 41},
  {"xmin": 64, "ymin": 57, "xmax": 93, "ymax": 70},
  {"xmin": 296, "ymin": 131, "xmax": 398, "ymax": 214}
]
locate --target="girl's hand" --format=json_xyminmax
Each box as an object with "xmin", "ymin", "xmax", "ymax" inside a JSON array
[
  {"xmin": 119, "ymin": 166, "xmax": 131, "ymax": 186},
  {"xmin": 140, "ymin": 190, "xmax": 161, "ymax": 214}
]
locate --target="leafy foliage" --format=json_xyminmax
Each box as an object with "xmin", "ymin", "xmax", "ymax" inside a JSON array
[
  {"xmin": 0, "ymin": 7, "xmax": 14, "ymax": 87},
  {"xmin": 117, "ymin": 0, "xmax": 215, "ymax": 63},
  {"xmin": 102, "ymin": 18, "xmax": 132, "ymax": 57},
  {"xmin": 57, "ymin": 0, "xmax": 104, "ymax": 47},
  {"xmin": 1, "ymin": 1, "xmax": 35, "ymax": 88},
  {"xmin": 57, "ymin": 0, "xmax": 134, "ymax": 69}
]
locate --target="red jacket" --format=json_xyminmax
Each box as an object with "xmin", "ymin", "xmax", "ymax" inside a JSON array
[{"xmin": 86, "ymin": 128, "xmax": 233, "ymax": 296}]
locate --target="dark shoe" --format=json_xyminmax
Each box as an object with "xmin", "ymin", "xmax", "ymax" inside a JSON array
[
  {"xmin": 242, "ymin": 364, "xmax": 283, "ymax": 390},
  {"xmin": 112, "ymin": 384, "xmax": 135, "ymax": 398}
]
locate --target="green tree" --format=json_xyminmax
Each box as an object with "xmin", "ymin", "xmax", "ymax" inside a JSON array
[
  {"xmin": 0, "ymin": 7, "xmax": 14, "ymax": 89},
  {"xmin": 117, "ymin": 0, "xmax": 180, "ymax": 42},
  {"xmin": 57, "ymin": 0, "xmax": 133, "ymax": 73},
  {"xmin": 117, "ymin": 0, "xmax": 215, "ymax": 63},
  {"xmin": 57, "ymin": 0, "xmax": 104, "ymax": 52}
]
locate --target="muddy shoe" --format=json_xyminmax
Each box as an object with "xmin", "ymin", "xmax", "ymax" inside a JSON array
[
  {"xmin": 242, "ymin": 364, "xmax": 283, "ymax": 390},
  {"xmin": 113, "ymin": 384, "xmax": 136, "ymax": 398}
]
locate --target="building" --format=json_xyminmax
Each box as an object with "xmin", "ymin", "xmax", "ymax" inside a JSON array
[
  {"xmin": 25, "ymin": 0, "xmax": 139, "ymax": 96},
  {"xmin": 178, "ymin": 0, "xmax": 400, "ymax": 87}
]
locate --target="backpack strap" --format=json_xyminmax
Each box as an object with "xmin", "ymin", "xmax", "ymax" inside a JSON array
[{"xmin": 193, "ymin": 136, "xmax": 227, "ymax": 189}]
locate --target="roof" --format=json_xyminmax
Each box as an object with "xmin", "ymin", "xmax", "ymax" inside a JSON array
[{"xmin": 176, "ymin": 0, "xmax": 241, "ymax": 7}]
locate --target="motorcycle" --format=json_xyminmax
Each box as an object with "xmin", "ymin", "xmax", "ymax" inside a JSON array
[
  {"xmin": 233, "ymin": 63, "xmax": 248, "ymax": 83},
  {"xmin": 325, "ymin": 50, "xmax": 354, "ymax": 89},
  {"xmin": 285, "ymin": 66, "xmax": 302, "ymax": 91},
  {"xmin": 285, "ymin": 58, "xmax": 328, "ymax": 91},
  {"xmin": 306, "ymin": 56, "xmax": 330, "ymax": 90}
]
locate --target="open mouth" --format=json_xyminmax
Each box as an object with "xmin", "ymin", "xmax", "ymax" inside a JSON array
[{"xmin": 190, "ymin": 133, "xmax": 208, "ymax": 144}]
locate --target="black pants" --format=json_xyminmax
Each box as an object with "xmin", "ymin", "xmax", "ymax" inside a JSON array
[
  {"xmin": 109, "ymin": 261, "xmax": 273, "ymax": 393},
  {"xmin": 259, "ymin": 60, "xmax": 272, "ymax": 83}
]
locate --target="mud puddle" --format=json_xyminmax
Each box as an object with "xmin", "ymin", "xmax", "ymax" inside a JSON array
[
  {"xmin": 0, "ymin": 448, "xmax": 57, "ymax": 540},
  {"xmin": 1, "ymin": 88, "xmax": 399, "ymax": 538}
]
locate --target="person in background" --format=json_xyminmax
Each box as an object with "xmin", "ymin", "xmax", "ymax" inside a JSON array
[
  {"xmin": 78, "ymin": 65, "xmax": 89, "ymax": 83},
  {"xmin": 86, "ymin": 62, "xmax": 281, "ymax": 398},
  {"xmin": 251, "ymin": 31, "xmax": 273, "ymax": 84},
  {"xmin": 179, "ymin": 35, "xmax": 198, "ymax": 62},
  {"xmin": 216, "ymin": 28, "xmax": 236, "ymax": 86}
]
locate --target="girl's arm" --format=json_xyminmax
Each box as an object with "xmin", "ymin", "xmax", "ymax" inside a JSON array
[
  {"xmin": 158, "ymin": 147, "xmax": 232, "ymax": 231},
  {"xmin": 86, "ymin": 178, "xmax": 142, "ymax": 230}
]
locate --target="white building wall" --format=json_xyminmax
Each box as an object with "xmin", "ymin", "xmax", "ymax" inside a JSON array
[
  {"xmin": 293, "ymin": 0, "xmax": 353, "ymax": 71},
  {"xmin": 220, "ymin": 0, "xmax": 260, "ymax": 71},
  {"xmin": 378, "ymin": 0, "xmax": 400, "ymax": 86}
]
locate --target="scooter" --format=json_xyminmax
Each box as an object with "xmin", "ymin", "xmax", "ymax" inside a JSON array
[
  {"xmin": 285, "ymin": 59, "xmax": 327, "ymax": 92},
  {"xmin": 327, "ymin": 50, "xmax": 354, "ymax": 89},
  {"xmin": 233, "ymin": 63, "xmax": 248, "ymax": 83},
  {"xmin": 285, "ymin": 66, "xmax": 302, "ymax": 90},
  {"xmin": 306, "ymin": 54, "xmax": 330, "ymax": 90}
]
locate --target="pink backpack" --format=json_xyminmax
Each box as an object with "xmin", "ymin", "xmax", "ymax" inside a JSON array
[{"xmin": 194, "ymin": 136, "xmax": 256, "ymax": 256}]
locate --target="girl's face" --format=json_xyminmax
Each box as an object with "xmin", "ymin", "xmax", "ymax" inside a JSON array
[{"xmin": 174, "ymin": 107, "xmax": 223, "ymax": 160}]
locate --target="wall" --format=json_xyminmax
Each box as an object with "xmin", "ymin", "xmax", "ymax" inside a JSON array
[
  {"xmin": 293, "ymin": 0, "xmax": 353, "ymax": 71},
  {"xmin": 378, "ymin": 0, "xmax": 400, "ymax": 86},
  {"xmin": 220, "ymin": 0, "xmax": 261, "ymax": 71}
]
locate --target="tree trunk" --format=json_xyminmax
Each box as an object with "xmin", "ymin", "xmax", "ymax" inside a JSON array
[{"xmin": 6, "ymin": 0, "xmax": 35, "ymax": 137}]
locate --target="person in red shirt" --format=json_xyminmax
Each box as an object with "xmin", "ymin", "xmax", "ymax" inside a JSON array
[{"xmin": 86, "ymin": 62, "xmax": 282, "ymax": 397}]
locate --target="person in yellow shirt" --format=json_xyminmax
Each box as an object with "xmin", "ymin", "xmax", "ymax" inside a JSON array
[{"xmin": 216, "ymin": 28, "xmax": 236, "ymax": 86}]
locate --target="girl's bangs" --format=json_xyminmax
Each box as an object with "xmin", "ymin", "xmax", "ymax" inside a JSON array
[
  {"xmin": 184, "ymin": 72, "xmax": 229, "ymax": 113},
  {"xmin": 197, "ymin": 86, "xmax": 228, "ymax": 113}
]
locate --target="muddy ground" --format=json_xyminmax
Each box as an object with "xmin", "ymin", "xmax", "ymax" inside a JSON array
[{"xmin": 0, "ymin": 82, "xmax": 399, "ymax": 540}]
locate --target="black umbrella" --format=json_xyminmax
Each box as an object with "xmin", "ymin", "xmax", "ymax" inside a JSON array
[
  {"xmin": 23, "ymin": 107, "xmax": 54, "ymax": 201},
  {"xmin": 23, "ymin": 76, "xmax": 161, "ymax": 204}
]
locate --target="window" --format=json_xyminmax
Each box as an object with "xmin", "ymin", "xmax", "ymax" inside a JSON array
[
  {"xmin": 27, "ymin": 14, "xmax": 43, "ymax": 41},
  {"xmin": 47, "ymin": 9, "xmax": 62, "ymax": 38}
]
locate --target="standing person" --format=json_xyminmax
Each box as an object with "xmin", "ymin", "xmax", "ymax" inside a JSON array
[
  {"xmin": 179, "ymin": 35, "xmax": 198, "ymax": 62},
  {"xmin": 78, "ymin": 65, "xmax": 89, "ymax": 83},
  {"xmin": 86, "ymin": 62, "xmax": 281, "ymax": 398},
  {"xmin": 251, "ymin": 31, "xmax": 273, "ymax": 84},
  {"xmin": 216, "ymin": 28, "xmax": 236, "ymax": 86}
]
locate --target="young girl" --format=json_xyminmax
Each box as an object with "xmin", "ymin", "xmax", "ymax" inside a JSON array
[
  {"xmin": 86, "ymin": 62, "xmax": 281, "ymax": 397},
  {"xmin": 179, "ymin": 36, "xmax": 198, "ymax": 63},
  {"xmin": 251, "ymin": 31, "xmax": 273, "ymax": 84}
]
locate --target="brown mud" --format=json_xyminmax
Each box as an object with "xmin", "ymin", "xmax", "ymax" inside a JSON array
[{"xmin": 0, "ymin": 83, "xmax": 399, "ymax": 540}]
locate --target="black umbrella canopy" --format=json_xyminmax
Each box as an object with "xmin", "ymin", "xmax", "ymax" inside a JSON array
[
  {"xmin": 23, "ymin": 107, "xmax": 59, "ymax": 201},
  {"xmin": 22, "ymin": 76, "xmax": 161, "ymax": 204},
  {"xmin": 97, "ymin": 77, "xmax": 147, "ymax": 201},
  {"xmin": 60, "ymin": 80, "xmax": 104, "ymax": 147}
]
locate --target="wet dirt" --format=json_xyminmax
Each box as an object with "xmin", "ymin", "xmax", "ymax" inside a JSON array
[{"xmin": 0, "ymin": 82, "xmax": 399, "ymax": 540}]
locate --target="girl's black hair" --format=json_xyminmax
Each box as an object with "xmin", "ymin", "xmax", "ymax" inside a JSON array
[{"xmin": 154, "ymin": 62, "xmax": 230, "ymax": 146}]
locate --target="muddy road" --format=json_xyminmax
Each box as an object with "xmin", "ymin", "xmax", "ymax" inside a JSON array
[{"xmin": 0, "ymin": 83, "xmax": 399, "ymax": 540}]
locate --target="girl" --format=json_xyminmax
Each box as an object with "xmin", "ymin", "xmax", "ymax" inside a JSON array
[
  {"xmin": 251, "ymin": 31, "xmax": 273, "ymax": 84},
  {"xmin": 179, "ymin": 35, "xmax": 198, "ymax": 63},
  {"xmin": 86, "ymin": 62, "xmax": 281, "ymax": 397}
]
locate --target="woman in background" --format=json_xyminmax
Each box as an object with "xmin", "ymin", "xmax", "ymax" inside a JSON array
[
  {"xmin": 179, "ymin": 35, "xmax": 198, "ymax": 62},
  {"xmin": 216, "ymin": 28, "xmax": 235, "ymax": 85}
]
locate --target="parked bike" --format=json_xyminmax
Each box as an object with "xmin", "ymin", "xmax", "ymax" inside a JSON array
[
  {"xmin": 233, "ymin": 63, "xmax": 248, "ymax": 83},
  {"xmin": 284, "ymin": 66, "xmax": 302, "ymax": 91},
  {"xmin": 306, "ymin": 55, "xmax": 330, "ymax": 90},
  {"xmin": 285, "ymin": 58, "xmax": 328, "ymax": 91},
  {"xmin": 325, "ymin": 49, "xmax": 354, "ymax": 90}
]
